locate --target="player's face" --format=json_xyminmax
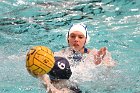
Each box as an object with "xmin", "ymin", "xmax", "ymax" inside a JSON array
[{"xmin": 68, "ymin": 31, "xmax": 86, "ymax": 51}]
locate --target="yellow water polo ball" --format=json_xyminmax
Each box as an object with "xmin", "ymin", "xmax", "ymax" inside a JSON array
[{"xmin": 26, "ymin": 46, "xmax": 55, "ymax": 78}]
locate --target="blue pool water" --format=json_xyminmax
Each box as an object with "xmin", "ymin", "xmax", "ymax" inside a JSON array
[{"xmin": 0, "ymin": 0, "xmax": 140, "ymax": 93}]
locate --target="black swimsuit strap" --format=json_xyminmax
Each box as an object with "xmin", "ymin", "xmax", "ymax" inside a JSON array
[{"xmin": 84, "ymin": 48, "xmax": 88, "ymax": 53}]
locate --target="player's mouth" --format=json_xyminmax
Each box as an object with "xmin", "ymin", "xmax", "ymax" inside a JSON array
[{"xmin": 73, "ymin": 43, "xmax": 79, "ymax": 46}]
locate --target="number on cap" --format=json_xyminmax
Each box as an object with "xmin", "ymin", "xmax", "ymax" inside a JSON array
[{"xmin": 57, "ymin": 61, "xmax": 65, "ymax": 69}]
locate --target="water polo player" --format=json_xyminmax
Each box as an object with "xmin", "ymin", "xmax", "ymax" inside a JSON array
[
  {"xmin": 41, "ymin": 56, "xmax": 82, "ymax": 93},
  {"xmin": 54, "ymin": 23, "xmax": 115, "ymax": 66}
]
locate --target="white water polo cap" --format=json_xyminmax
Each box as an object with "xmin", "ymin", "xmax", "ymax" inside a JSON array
[{"xmin": 67, "ymin": 23, "xmax": 90, "ymax": 44}]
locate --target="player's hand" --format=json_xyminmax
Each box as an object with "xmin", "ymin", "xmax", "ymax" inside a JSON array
[{"xmin": 94, "ymin": 47, "xmax": 107, "ymax": 65}]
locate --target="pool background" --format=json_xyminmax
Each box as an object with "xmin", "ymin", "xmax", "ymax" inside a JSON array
[{"xmin": 0, "ymin": 0, "xmax": 140, "ymax": 93}]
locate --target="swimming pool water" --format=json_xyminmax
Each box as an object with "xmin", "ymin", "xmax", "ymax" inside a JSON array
[{"xmin": 0, "ymin": 0, "xmax": 140, "ymax": 93}]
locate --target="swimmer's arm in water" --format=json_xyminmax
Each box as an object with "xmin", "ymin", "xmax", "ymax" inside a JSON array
[
  {"xmin": 40, "ymin": 74, "xmax": 70, "ymax": 93},
  {"xmin": 39, "ymin": 74, "xmax": 60, "ymax": 93}
]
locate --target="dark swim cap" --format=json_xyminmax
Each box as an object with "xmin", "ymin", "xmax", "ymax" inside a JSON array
[{"xmin": 48, "ymin": 56, "xmax": 72, "ymax": 80}]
